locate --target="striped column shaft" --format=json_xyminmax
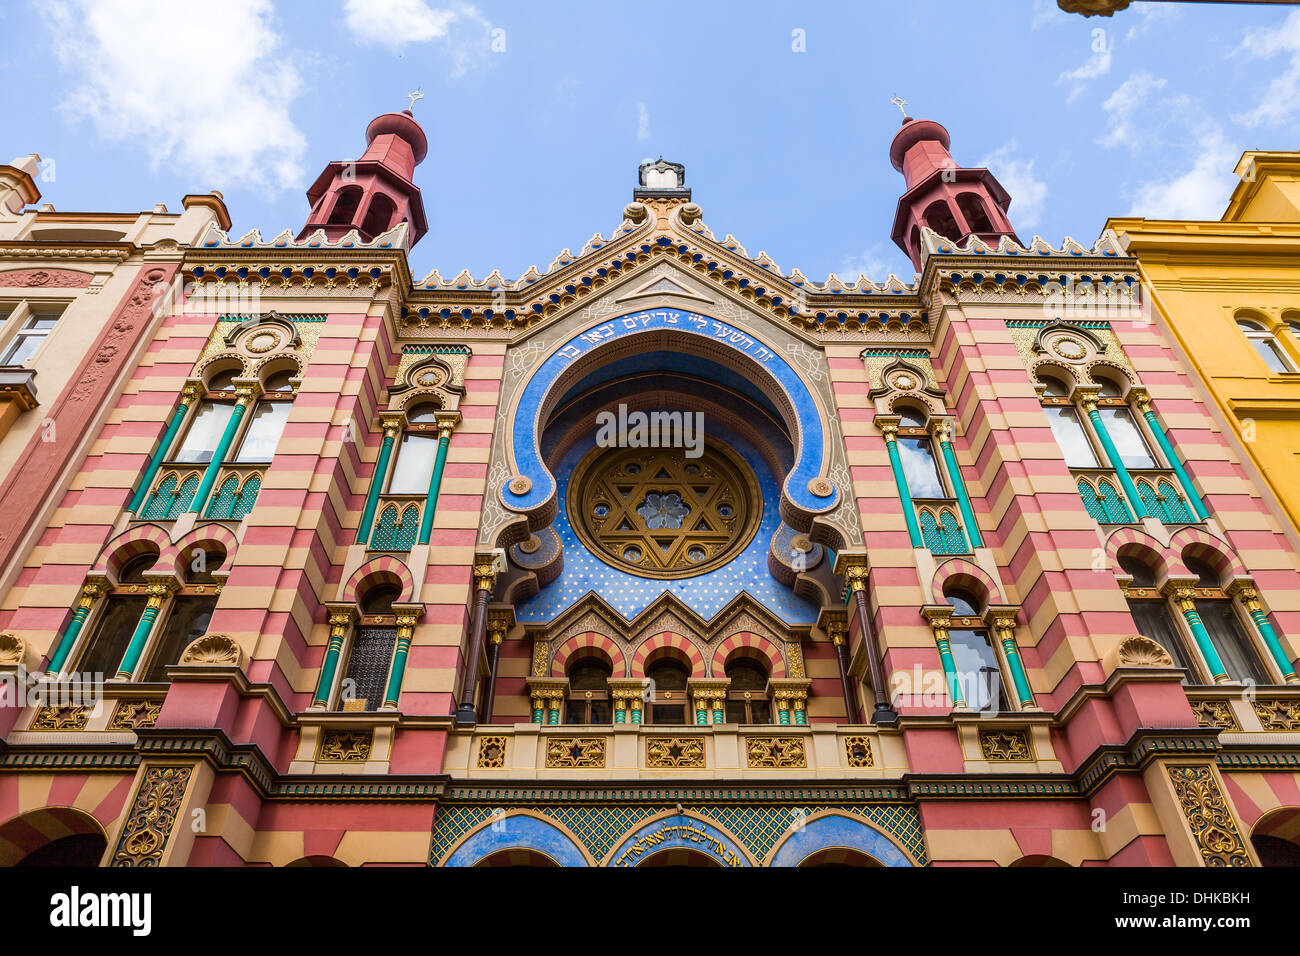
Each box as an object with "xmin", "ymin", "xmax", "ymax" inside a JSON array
[
  {"xmin": 129, "ymin": 384, "xmax": 199, "ymax": 514},
  {"xmin": 115, "ymin": 581, "xmax": 173, "ymax": 679},
  {"xmin": 881, "ymin": 422, "xmax": 922, "ymax": 546},
  {"xmin": 991, "ymin": 614, "xmax": 1035, "ymax": 708},
  {"xmin": 1085, "ymin": 400, "xmax": 1148, "ymax": 519},
  {"xmin": 1232, "ymin": 586, "xmax": 1298, "ymax": 683},
  {"xmin": 312, "ymin": 609, "xmax": 357, "ymax": 708},
  {"xmin": 189, "ymin": 389, "xmax": 254, "ymax": 515},
  {"xmin": 1135, "ymin": 394, "xmax": 1209, "ymax": 520},
  {"xmin": 416, "ymin": 417, "xmax": 456, "ymax": 546},
  {"xmin": 1169, "ymin": 588, "xmax": 1228, "ymax": 682},
  {"xmin": 381, "ymin": 608, "xmax": 422, "ymax": 709},
  {"xmin": 936, "ymin": 422, "xmax": 983, "ymax": 547},
  {"xmin": 357, "ymin": 416, "xmax": 402, "ymax": 544}
]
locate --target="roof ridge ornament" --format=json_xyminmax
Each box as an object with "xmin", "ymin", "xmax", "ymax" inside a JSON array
[
  {"xmin": 406, "ymin": 89, "xmax": 424, "ymax": 112},
  {"xmin": 635, "ymin": 157, "xmax": 689, "ymax": 201}
]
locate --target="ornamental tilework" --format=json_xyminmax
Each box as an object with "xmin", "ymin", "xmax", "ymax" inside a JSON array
[
  {"xmin": 516, "ymin": 422, "xmax": 820, "ymax": 626},
  {"xmin": 428, "ymin": 802, "xmax": 928, "ymax": 866}
]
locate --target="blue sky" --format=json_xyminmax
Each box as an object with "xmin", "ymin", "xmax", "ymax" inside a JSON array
[{"xmin": 4, "ymin": 0, "xmax": 1299, "ymax": 283}]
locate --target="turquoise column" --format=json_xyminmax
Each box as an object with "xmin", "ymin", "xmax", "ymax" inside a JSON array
[
  {"xmin": 924, "ymin": 612, "xmax": 966, "ymax": 707},
  {"xmin": 1084, "ymin": 399, "xmax": 1149, "ymax": 519},
  {"xmin": 357, "ymin": 416, "xmax": 401, "ymax": 544},
  {"xmin": 1135, "ymin": 394, "xmax": 1209, "ymax": 520},
  {"xmin": 188, "ymin": 388, "xmax": 254, "ymax": 515},
  {"xmin": 381, "ymin": 608, "xmax": 421, "ymax": 708},
  {"xmin": 1169, "ymin": 587, "xmax": 1228, "ymax": 682},
  {"xmin": 114, "ymin": 581, "xmax": 172, "ymax": 679},
  {"xmin": 881, "ymin": 422, "xmax": 923, "ymax": 546},
  {"xmin": 1233, "ymin": 585, "xmax": 1298, "ymax": 682},
  {"xmin": 312, "ymin": 607, "xmax": 356, "ymax": 707},
  {"xmin": 129, "ymin": 384, "xmax": 198, "ymax": 514},
  {"xmin": 936, "ymin": 423, "xmax": 983, "ymax": 547},
  {"xmin": 46, "ymin": 581, "xmax": 105, "ymax": 674},
  {"xmin": 416, "ymin": 416, "xmax": 456, "ymax": 546},
  {"xmin": 990, "ymin": 613, "xmax": 1035, "ymax": 708}
]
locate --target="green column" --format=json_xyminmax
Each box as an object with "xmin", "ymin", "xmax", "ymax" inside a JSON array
[
  {"xmin": 1234, "ymin": 586, "xmax": 1298, "ymax": 682},
  {"xmin": 1085, "ymin": 401, "xmax": 1149, "ymax": 519},
  {"xmin": 46, "ymin": 581, "xmax": 105, "ymax": 674},
  {"xmin": 532, "ymin": 697, "xmax": 545, "ymax": 723},
  {"xmin": 416, "ymin": 418, "xmax": 456, "ymax": 546},
  {"xmin": 991, "ymin": 614, "xmax": 1035, "ymax": 708},
  {"xmin": 925, "ymin": 613, "xmax": 966, "ymax": 707},
  {"xmin": 1136, "ymin": 396, "xmax": 1209, "ymax": 520},
  {"xmin": 1170, "ymin": 588, "xmax": 1228, "ymax": 682},
  {"xmin": 312, "ymin": 608, "xmax": 355, "ymax": 707},
  {"xmin": 129, "ymin": 385, "xmax": 198, "ymax": 514},
  {"xmin": 189, "ymin": 391, "xmax": 252, "ymax": 515},
  {"xmin": 937, "ymin": 426, "xmax": 983, "ymax": 547},
  {"xmin": 114, "ymin": 582, "xmax": 171, "ymax": 679},
  {"xmin": 357, "ymin": 416, "xmax": 402, "ymax": 544},
  {"xmin": 381, "ymin": 610, "xmax": 420, "ymax": 708},
  {"xmin": 882, "ymin": 423, "xmax": 923, "ymax": 546}
]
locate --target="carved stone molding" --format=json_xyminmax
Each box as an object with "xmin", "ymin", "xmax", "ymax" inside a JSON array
[
  {"xmin": 178, "ymin": 633, "xmax": 242, "ymax": 668},
  {"xmin": 1166, "ymin": 764, "xmax": 1251, "ymax": 867},
  {"xmin": 0, "ymin": 632, "xmax": 25, "ymax": 667}
]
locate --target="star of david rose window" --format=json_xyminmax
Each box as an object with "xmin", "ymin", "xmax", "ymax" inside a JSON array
[{"xmin": 567, "ymin": 444, "xmax": 761, "ymax": 578}]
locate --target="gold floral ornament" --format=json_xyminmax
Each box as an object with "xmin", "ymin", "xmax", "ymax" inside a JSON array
[
  {"xmin": 112, "ymin": 765, "xmax": 192, "ymax": 866},
  {"xmin": 568, "ymin": 443, "xmax": 760, "ymax": 578},
  {"xmin": 179, "ymin": 633, "xmax": 242, "ymax": 668},
  {"xmin": 0, "ymin": 632, "xmax": 25, "ymax": 667},
  {"xmin": 1166, "ymin": 765, "xmax": 1251, "ymax": 866},
  {"xmin": 477, "ymin": 736, "xmax": 508, "ymax": 768}
]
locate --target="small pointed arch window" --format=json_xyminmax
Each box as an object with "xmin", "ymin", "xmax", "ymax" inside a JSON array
[{"xmin": 943, "ymin": 588, "xmax": 1008, "ymax": 712}]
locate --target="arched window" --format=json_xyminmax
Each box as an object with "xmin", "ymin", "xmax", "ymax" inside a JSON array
[
  {"xmin": 141, "ymin": 595, "xmax": 214, "ymax": 682},
  {"xmin": 956, "ymin": 192, "xmax": 994, "ymax": 233},
  {"xmin": 327, "ymin": 185, "xmax": 362, "ymax": 226},
  {"xmin": 338, "ymin": 586, "xmax": 402, "ymax": 711},
  {"xmin": 387, "ymin": 405, "xmax": 442, "ymax": 495},
  {"xmin": 922, "ymin": 199, "xmax": 961, "ymax": 243},
  {"xmin": 1118, "ymin": 554, "xmax": 1196, "ymax": 682},
  {"xmin": 1092, "ymin": 377, "xmax": 1156, "ymax": 468},
  {"xmin": 944, "ymin": 589, "xmax": 1008, "ymax": 712},
  {"xmin": 1037, "ymin": 374, "xmax": 1101, "ymax": 468},
  {"xmin": 234, "ymin": 400, "xmax": 290, "ymax": 462},
  {"xmin": 724, "ymin": 658, "xmax": 771, "ymax": 724},
  {"xmin": 77, "ymin": 555, "xmax": 159, "ymax": 678},
  {"xmin": 1237, "ymin": 318, "xmax": 1296, "ymax": 374},
  {"xmin": 360, "ymin": 193, "xmax": 397, "ymax": 237},
  {"xmin": 1183, "ymin": 557, "xmax": 1270, "ymax": 685},
  {"xmin": 646, "ymin": 658, "xmax": 689, "ymax": 724},
  {"xmin": 565, "ymin": 658, "xmax": 612, "ymax": 724}
]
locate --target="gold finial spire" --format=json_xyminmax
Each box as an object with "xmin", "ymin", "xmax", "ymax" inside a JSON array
[{"xmin": 406, "ymin": 89, "xmax": 425, "ymax": 112}]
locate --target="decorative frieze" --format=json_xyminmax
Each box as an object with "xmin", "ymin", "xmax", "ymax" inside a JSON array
[
  {"xmin": 978, "ymin": 728, "xmax": 1034, "ymax": 762},
  {"xmin": 477, "ymin": 735, "xmax": 507, "ymax": 769},
  {"xmin": 1252, "ymin": 699, "xmax": 1300, "ymax": 731},
  {"xmin": 844, "ymin": 735, "xmax": 875, "ymax": 768},
  {"xmin": 545, "ymin": 737, "xmax": 605, "ymax": 769},
  {"xmin": 1190, "ymin": 699, "xmax": 1239, "ymax": 731},
  {"xmin": 645, "ymin": 736, "xmax": 706, "ymax": 769},
  {"xmin": 108, "ymin": 699, "xmax": 164, "ymax": 731},
  {"xmin": 317, "ymin": 729, "xmax": 373, "ymax": 763},
  {"xmin": 111, "ymin": 765, "xmax": 192, "ymax": 867},
  {"xmin": 745, "ymin": 736, "xmax": 807, "ymax": 769}
]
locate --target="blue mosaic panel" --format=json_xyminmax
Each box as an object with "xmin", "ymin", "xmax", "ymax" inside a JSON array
[
  {"xmin": 505, "ymin": 309, "xmax": 836, "ymax": 516},
  {"xmin": 206, "ymin": 475, "xmax": 239, "ymax": 519},
  {"xmin": 170, "ymin": 475, "xmax": 199, "ymax": 518},
  {"xmin": 1156, "ymin": 479, "xmax": 1193, "ymax": 523},
  {"xmin": 141, "ymin": 474, "xmax": 177, "ymax": 519},
  {"xmin": 919, "ymin": 508, "xmax": 967, "ymax": 555},
  {"xmin": 232, "ymin": 474, "xmax": 261, "ymax": 520},
  {"xmin": 516, "ymin": 422, "xmax": 819, "ymax": 626}
]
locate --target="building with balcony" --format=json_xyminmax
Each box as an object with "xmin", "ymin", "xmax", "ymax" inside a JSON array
[{"xmin": 0, "ymin": 110, "xmax": 1298, "ymax": 868}]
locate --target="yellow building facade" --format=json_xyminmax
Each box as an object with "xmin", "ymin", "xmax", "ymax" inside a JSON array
[{"xmin": 1107, "ymin": 151, "xmax": 1300, "ymax": 545}]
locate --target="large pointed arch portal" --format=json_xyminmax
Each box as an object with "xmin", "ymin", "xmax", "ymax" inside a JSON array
[{"xmin": 499, "ymin": 309, "xmax": 839, "ymax": 537}]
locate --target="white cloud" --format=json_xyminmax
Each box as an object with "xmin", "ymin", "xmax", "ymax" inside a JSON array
[
  {"xmin": 1235, "ymin": 10, "xmax": 1300, "ymax": 128},
  {"xmin": 838, "ymin": 245, "xmax": 896, "ymax": 282},
  {"xmin": 978, "ymin": 143, "xmax": 1048, "ymax": 230},
  {"xmin": 636, "ymin": 102, "xmax": 651, "ymax": 142},
  {"xmin": 1097, "ymin": 73, "xmax": 1238, "ymax": 219},
  {"xmin": 1126, "ymin": 123, "xmax": 1237, "ymax": 219},
  {"xmin": 1099, "ymin": 71, "xmax": 1167, "ymax": 149},
  {"xmin": 1031, "ymin": 0, "xmax": 1068, "ymax": 30},
  {"xmin": 43, "ymin": 0, "xmax": 306, "ymax": 193},
  {"xmin": 1058, "ymin": 37, "xmax": 1113, "ymax": 104},
  {"xmin": 1124, "ymin": 4, "xmax": 1179, "ymax": 41},
  {"xmin": 343, "ymin": 0, "xmax": 491, "ymax": 76}
]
